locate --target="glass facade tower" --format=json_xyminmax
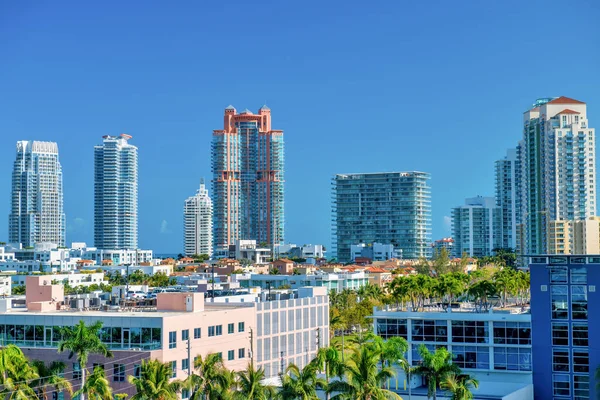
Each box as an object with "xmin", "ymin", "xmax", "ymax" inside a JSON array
[
  {"xmin": 211, "ymin": 106, "xmax": 284, "ymax": 250},
  {"xmin": 9, "ymin": 141, "xmax": 65, "ymax": 247},
  {"xmin": 451, "ymin": 196, "xmax": 502, "ymax": 258},
  {"xmin": 183, "ymin": 181, "xmax": 213, "ymax": 257},
  {"xmin": 332, "ymin": 172, "xmax": 431, "ymax": 262},
  {"xmin": 94, "ymin": 134, "xmax": 138, "ymax": 250}
]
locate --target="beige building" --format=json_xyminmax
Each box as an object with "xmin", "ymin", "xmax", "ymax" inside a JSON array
[
  {"xmin": 547, "ymin": 220, "xmax": 571, "ymax": 254},
  {"xmin": 547, "ymin": 217, "xmax": 600, "ymax": 255}
]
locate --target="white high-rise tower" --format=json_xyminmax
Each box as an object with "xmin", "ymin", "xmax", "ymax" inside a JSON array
[
  {"xmin": 184, "ymin": 180, "xmax": 213, "ymax": 256},
  {"xmin": 9, "ymin": 141, "xmax": 65, "ymax": 247},
  {"xmin": 94, "ymin": 134, "xmax": 138, "ymax": 250}
]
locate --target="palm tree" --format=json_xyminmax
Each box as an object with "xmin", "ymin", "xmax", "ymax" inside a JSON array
[
  {"xmin": 234, "ymin": 363, "xmax": 275, "ymax": 400},
  {"xmin": 128, "ymin": 359, "xmax": 183, "ymax": 400},
  {"xmin": 327, "ymin": 346, "xmax": 401, "ymax": 400},
  {"xmin": 73, "ymin": 366, "xmax": 112, "ymax": 400},
  {"xmin": 186, "ymin": 352, "xmax": 233, "ymax": 399},
  {"xmin": 279, "ymin": 363, "xmax": 326, "ymax": 400},
  {"xmin": 413, "ymin": 345, "xmax": 460, "ymax": 400},
  {"xmin": 57, "ymin": 320, "xmax": 113, "ymax": 400},
  {"xmin": 31, "ymin": 360, "xmax": 73, "ymax": 400},
  {"xmin": 0, "ymin": 344, "xmax": 40, "ymax": 400},
  {"xmin": 311, "ymin": 346, "xmax": 345, "ymax": 400},
  {"xmin": 440, "ymin": 374, "xmax": 479, "ymax": 400},
  {"xmin": 398, "ymin": 357, "xmax": 416, "ymax": 400}
]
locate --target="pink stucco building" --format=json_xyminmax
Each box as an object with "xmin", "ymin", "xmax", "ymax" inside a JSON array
[{"xmin": 0, "ymin": 276, "xmax": 328, "ymax": 399}]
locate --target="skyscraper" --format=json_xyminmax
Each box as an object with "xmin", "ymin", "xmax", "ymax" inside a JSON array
[
  {"xmin": 211, "ymin": 106, "xmax": 284, "ymax": 250},
  {"xmin": 332, "ymin": 172, "xmax": 431, "ymax": 262},
  {"xmin": 519, "ymin": 97, "xmax": 596, "ymax": 255},
  {"xmin": 9, "ymin": 141, "xmax": 65, "ymax": 247},
  {"xmin": 495, "ymin": 148, "xmax": 519, "ymax": 250},
  {"xmin": 451, "ymin": 196, "xmax": 502, "ymax": 258},
  {"xmin": 183, "ymin": 181, "xmax": 213, "ymax": 257},
  {"xmin": 94, "ymin": 134, "xmax": 138, "ymax": 250}
]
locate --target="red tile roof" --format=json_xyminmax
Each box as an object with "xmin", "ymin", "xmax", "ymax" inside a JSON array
[
  {"xmin": 557, "ymin": 109, "xmax": 580, "ymax": 114},
  {"xmin": 548, "ymin": 96, "xmax": 585, "ymax": 105}
]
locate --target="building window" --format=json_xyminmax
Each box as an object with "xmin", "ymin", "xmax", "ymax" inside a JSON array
[
  {"xmin": 208, "ymin": 326, "xmax": 215, "ymax": 337},
  {"xmin": 492, "ymin": 322, "xmax": 531, "ymax": 345},
  {"xmin": 451, "ymin": 346, "xmax": 489, "ymax": 369},
  {"xmin": 571, "ymin": 285, "xmax": 588, "ymax": 320},
  {"xmin": 73, "ymin": 363, "xmax": 81, "ymax": 380},
  {"xmin": 452, "ymin": 321, "xmax": 488, "ymax": 343},
  {"xmin": 571, "ymin": 266, "xmax": 587, "ymax": 283},
  {"xmin": 182, "ymin": 389, "xmax": 190, "ymax": 399},
  {"xmin": 411, "ymin": 320, "xmax": 447, "ymax": 342},
  {"xmin": 169, "ymin": 331, "xmax": 177, "ymax": 349},
  {"xmin": 133, "ymin": 364, "xmax": 141, "ymax": 378},
  {"xmin": 92, "ymin": 363, "xmax": 104, "ymax": 371},
  {"xmin": 228, "ymin": 323, "xmax": 234, "ymax": 334},
  {"xmin": 493, "ymin": 347, "xmax": 531, "ymax": 371},
  {"xmin": 113, "ymin": 364, "xmax": 125, "ymax": 382},
  {"xmin": 376, "ymin": 318, "xmax": 408, "ymax": 339},
  {"xmin": 573, "ymin": 375, "xmax": 589, "ymax": 398},
  {"xmin": 572, "ymin": 323, "xmax": 588, "ymax": 347},
  {"xmin": 182, "ymin": 358, "xmax": 189, "ymax": 371},
  {"xmin": 182, "ymin": 329, "xmax": 189, "ymax": 341},
  {"xmin": 228, "ymin": 350, "xmax": 235, "ymax": 361},
  {"xmin": 194, "ymin": 328, "xmax": 201, "ymax": 339},
  {"xmin": 551, "ymin": 285, "xmax": 569, "ymax": 319},
  {"xmin": 238, "ymin": 322, "xmax": 245, "ymax": 332},
  {"xmin": 216, "ymin": 325, "xmax": 222, "ymax": 336},
  {"xmin": 551, "ymin": 323, "xmax": 569, "ymax": 346},
  {"xmin": 573, "ymin": 350, "xmax": 589, "ymax": 373},
  {"xmin": 553, "ymin": 374, "xmax": 570, "ymax": 397},
  {"xmin": 550, "ymin": 267, "xmax": 568, "ymax": 283},
  {"xmin": 553, "ymin": 348, "xmax": 570, "ymax": 372},
  {"xmin": 238, "ymin": 348, "xmax": 245, "ymax": 359},
  {"xmin": 171, "ymin": 361, "xmax": 177, "ymax": 378}
]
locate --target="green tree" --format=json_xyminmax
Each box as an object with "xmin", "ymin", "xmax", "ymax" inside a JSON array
[
  {"xmin": 311, "ymin": 346, "xmax": 345, "ymax": 400},
  {"xmin": 234, "ymin": 363, "xmax": 275, "ymax": 400},
  {"xmin": 128, "ymin": 359, "xmax": 183, "ymax": 400},
  {"xmin": 192, "ymin": 254, "xmax": 210, "ymax": 263},
  {"xmin": 186, "ymin": 353, "xmax": 233, "ymax": 400},
  {"xmin": 31, "ymin": 360, "xmax": 73, "ymax": 400},
  {"xmin": 239, "ymin": 258, "xmax": 253, "ymax": 266},
  {"xmin": 11, "ymin": 285, "xmax": 25, "ymax": 295},
  {"xmin": 57, "ymin": 320, "xmax": 113, "ymax": 400},
  {"xmin": 440, "ymin": 374, "xmax": 479, "ymax": 400},
  {"xmin": 432, "ymin": 248, "xmax": 450, "ymax": 275},
  {"xmin": 0, "ymin": 345, "xmax": 40, "ymax": 400},
  {"xmin": 73, "ymin": 366, "xmax": 112, "ymax": 400},
  {"xmin": 279, "ymin": 363, "xmax": 326, "ymax": 400},
  {"xmin": 413, "ymin": 345, "xmax": 460, "ymax": 400},
  {"xmin": 327, "ymin": 345, "xmax": 401, "ymax": 400}
]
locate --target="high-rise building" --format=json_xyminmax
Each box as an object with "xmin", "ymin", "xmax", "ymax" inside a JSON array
[
  {"xmin": 94, "ymin": 134, "xmax": 138, "ymax": 250},
  {"xmin": 9, "ymin": 141, "xmax": 65, "ymax": 247},
  {"xmin": 495, "ymin": 148, "xmax": 519, "ymax": 250},
  {"xmin": 519, "ymin": 97, "xmax": 596, "ymax": 255},
  {"xmin": 431, "ymin": 237, "xmax": 454, "ymax": 256},
  {"xmin": 183, "ymin": 180, "xmax": 213, "ymax": 257},
  {"xmin": 529, "ymin": 255, "xmax": 597, "ymax": 399},
  {"xmin": 332, "ymin": 172, "xmax": 431, "ymax": 262},
  {"xmin": 451, "ymin": 196, "xmax": 502, "ymax": 258},
  {"xmin": 211, "ymin": 106, "xmax": 284, "ymax": 250}
]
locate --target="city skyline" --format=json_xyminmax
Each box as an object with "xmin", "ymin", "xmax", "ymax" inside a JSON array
[{"xmin": 0, "ymin": 2, "xmax": 598, "ymax": 253}]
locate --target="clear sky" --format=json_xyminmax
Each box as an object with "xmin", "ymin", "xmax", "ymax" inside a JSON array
[{"xmin": 0, "ymin": 0, "xmax": 599, "ymax": 253}]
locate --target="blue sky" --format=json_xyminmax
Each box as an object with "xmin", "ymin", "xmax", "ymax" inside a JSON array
[{"xmin": 0, "ymin": 0, "xmax": 599, "ymax": 253}]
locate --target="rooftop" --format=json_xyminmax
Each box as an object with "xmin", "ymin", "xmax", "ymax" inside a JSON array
[{"xmin": 547, "ymin": 96, "xmax": 585, "ymax": 105}]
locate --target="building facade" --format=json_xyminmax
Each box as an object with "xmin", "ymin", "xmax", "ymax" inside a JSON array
[
  {"xmin": 332, "ymin": 172, "xmax": 431, "ymax": 262},
  {"xmin": 519, "ymin": 97, "xmax": 596, "ymax": 255},
  {"xmin": 9, "ymin": 141, "xmax": 65, "ymax": 247},
  {"xmin": 495, "ymin": 148, "xmax": 520, "ymax": 250},
  {"xmin": 212, "ymin": 106, "xmax": 284, "ymax": 250},
  {"xmin": 183, "ymin": 181, "xmax": 213, "ymax": 257},
  {"xmin": 94, "ymin": 134, "xmax": 138, "ymax": 250},
  {"xmin": 451, "ymin": 196, "xmax": 502, "ymax": 258},
  {"xmin": 350, "ymin": 242, "xmax": 402, "ymax": 262},
  {"xmin": 529, "ymin": 255, "xmax": 597, "ymax": 399},
  {"xmin": 431, "ymin": 237, "xmax": 454, "ymax": 256}
]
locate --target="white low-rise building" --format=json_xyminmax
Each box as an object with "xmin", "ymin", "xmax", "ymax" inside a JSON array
[
  {"xmin": 0, "ymin": 276, "xmax": 11, "ymax": 295},
  {"xmin": 100, "ymin": 264, "xmax": 172, "ymax": 276},
  {"xmin": 350, "ymin": 242, "xmax": 402, "ymax": 261},
  {"xmin": 9, "ymin": 272, "xmax": 107, "ymax": 288}
]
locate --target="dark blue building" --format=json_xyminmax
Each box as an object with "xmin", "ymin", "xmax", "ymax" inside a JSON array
[{"xmin": 530, "ymin": 255, "xmax": 599, "ymax": 399}]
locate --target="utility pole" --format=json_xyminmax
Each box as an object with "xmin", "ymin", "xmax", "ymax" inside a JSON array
[
  {"xmin": 316, "ymin": 327, "xmax": 321, "ymax": 350},
  {"xmin": 211, "ymin": 263, "xmax": 215, "ymax": 303},
  {"xmin": 187, "ymin": 339, "xmax": 191, "ymax": 376},
  {"xmin": 249, "ymin": 328, "xmax": 254, "ymax": 368},
  {"xmin": 280, "ymin": 351, "xmax": 284, "ymax": 375}
]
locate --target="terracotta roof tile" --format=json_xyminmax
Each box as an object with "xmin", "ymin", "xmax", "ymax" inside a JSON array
[
  {"xmin": 557, "ymin": 109, "xmax": 581, "ymax": 114},
  {"xmin": 548, "ymin": 96, "xmax": 585, "ymax": 105}
]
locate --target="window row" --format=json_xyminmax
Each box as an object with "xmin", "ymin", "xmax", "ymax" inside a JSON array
[
  {"xmin": 257, "ymin": 306, "xmax": 324, "ymax": 336},
  {"xmin": 551, "ymin": 322, "xmax": 588, "ymax": 347},
  {"xmin": 553, "ymin": 374, "xmax": 589, "ymax": 398},
  {"xmin": 551, "ymin": 285, "xmax": 587, "ymax": 320},
  {"xmin": 553, "ymin": 348, "xmax": 589, "ymax": 373}
]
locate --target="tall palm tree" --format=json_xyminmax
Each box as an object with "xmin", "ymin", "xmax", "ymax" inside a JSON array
[
  {"xmin": 234, "ymin": 363, "xmax": 275, "ymax": 400},
  {"xmin": 398, "ymin": 357, "xmax": 416, "ymax": 400},
  {"xmin": 327, "ymin": 346, "xmax": 401, "ymax": 400},
  {"xmin": 311, "ymin": 346, "xmax": 345, "ymax": 400},
  {"xmin": 31, "ymin": 360, "xmax": 73, "ymax": 400},
  {"xmin": 128, "ymin": 359, "xmax": 183, "ymax": 400},
  {"xmin": 413, "ymin": 345, "xmax": 460, "ymax": 400},
  {"xmin": 0, "ymin": 344, "xmax": 40, "ymax": 400},
  {"xmin": 279, "ymin": 363, "xmax": 326, "ymax": 400},
  {"xmin": 57, "ymin": 320, "xmax": 113, "ymax": 400},
  {"xmin": 440, "ymin": 374, "xmax": 479, "ymax": 400},
  {"xmin": 73, "ymin": 366, "xmax": 112, "ymax": 400},
  {"xmin": 186, "ymin": 352, "xmax": 233, "ymax": 400}
]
